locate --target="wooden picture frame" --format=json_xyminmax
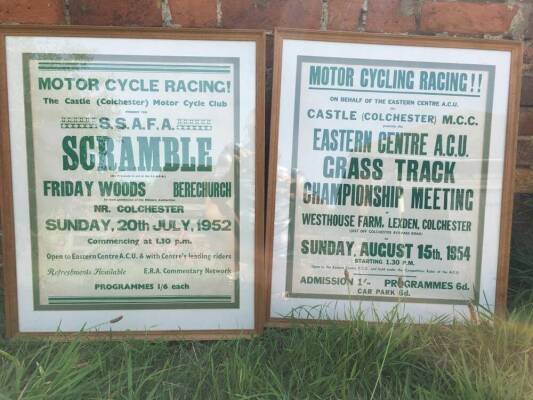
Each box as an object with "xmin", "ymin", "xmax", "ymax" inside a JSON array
[
  {"xmin": 0, "ymin": 25, "xmax": 265, "ymax": 339},
  {"xmin": 266, "ymin": 28, "xmax": 522, "ymax": 326}
]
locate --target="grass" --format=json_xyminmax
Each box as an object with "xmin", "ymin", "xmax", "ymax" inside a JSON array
[
  {"xmin": 1, "ymin": 313, "xmax": 532, "ymax": 399},
  {"xmin": 0, "ymin": 195, "xmax": 532, "ymax": 399}
]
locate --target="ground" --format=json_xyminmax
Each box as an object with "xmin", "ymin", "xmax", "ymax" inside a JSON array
[{"xmin": 0, "ymin": 195, "xmax": 532, "ymax": 399}]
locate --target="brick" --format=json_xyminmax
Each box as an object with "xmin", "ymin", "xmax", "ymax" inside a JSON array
[
  {"xmin": 515, "ymin": 168, "xmax": 533, "ymax": 193},
  {"xmin": 519, "ymin": 107, "xmax": 533, "ymax": 136},
  {"xmin": 521, "ymin": 73, "xmax": 533, "ymax": 106},
  {"xmin": 366, "ymin": 0, "xmax": 416, "ymax": 33},
  {"xmin": 70, "ymin": 0, "xmax": 162, "ymax": 26},
  {"xmin": 517, "ymin": 137, "xmax": 533, "ymax": 168},
  {"xmin": 222, "ymin": 0, "xmax": 322, "ymax": 30},
  {"xmin": 328, "ymin": 0, "xmax": 364, "ymax": 31},
  {"xmin": 169, "ymin": 0, "xmax": 217, "ymax": 27},
  {"xmin": 420, "ymin": 2, "xmax": 517, "ymax": 35},
  {"xmin": 525, "ymin": 8, "xmax": 533, "ymax": 40},
  {"xmin": 525, "ymin": 42, "xmax": 533, "ymax": 65},
  {"xmin": 0, "ymin": 0, "xmax": 64, "ymax": 24}
]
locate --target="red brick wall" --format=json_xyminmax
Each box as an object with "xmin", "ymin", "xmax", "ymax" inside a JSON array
[{"xmin": 0, "ymin": 0, "xmax": 532, "ymax": 285}]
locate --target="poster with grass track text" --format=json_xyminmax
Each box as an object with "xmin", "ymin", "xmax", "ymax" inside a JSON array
[{"xmin": 268, "ymin": 32, "xmax": 520, "ymax": 324}]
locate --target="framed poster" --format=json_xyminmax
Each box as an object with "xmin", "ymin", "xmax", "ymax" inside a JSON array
[
  {"xmin": 266, "ymin": 29, "xmax": 521, "ymax": 325},
  {"xmin": 0, "ymin": 26, "xmax": 265, "ymax": 339}
]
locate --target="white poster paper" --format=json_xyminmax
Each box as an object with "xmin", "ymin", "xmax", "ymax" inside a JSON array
[
  {"xmin": 270, "ymin": 38, "xmax": 512, "ymax": 322},
  {"xmin": 6, "ymin": 35, "xmax": 258, "ymax": 333}
]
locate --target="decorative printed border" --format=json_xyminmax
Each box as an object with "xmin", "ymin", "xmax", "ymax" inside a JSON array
[
  {"xmin": 22, "ymin": 53, "xmax": 241, "ymax": 310},
  {"xmin": 285, "ymin": 55, "xmax": 495, "ymax": 305}
]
